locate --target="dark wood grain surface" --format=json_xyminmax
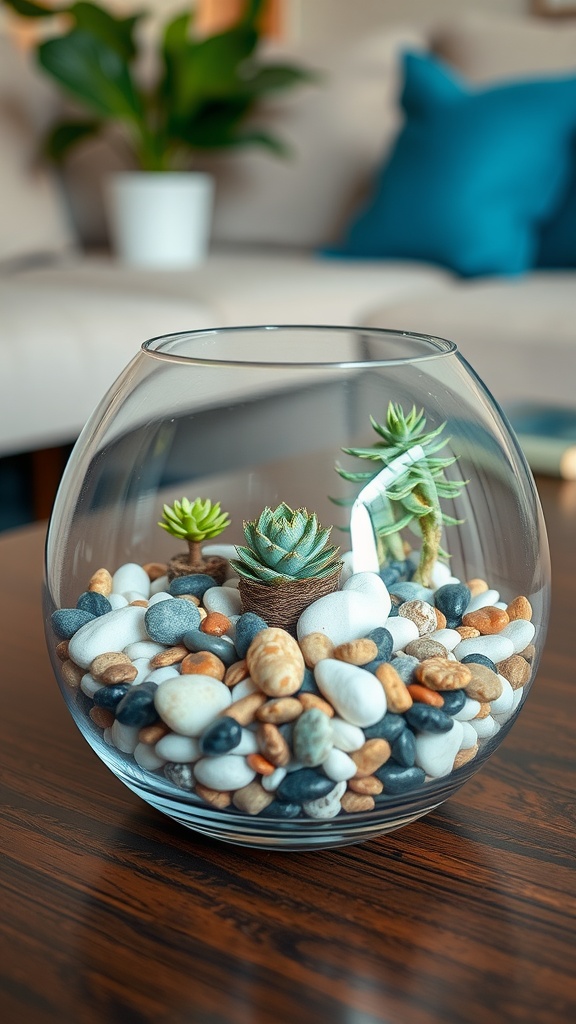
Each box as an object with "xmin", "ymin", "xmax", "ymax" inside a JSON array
[{"xmin": 1, "ymin": 476, "xmax": 575, "ymax": 1024}]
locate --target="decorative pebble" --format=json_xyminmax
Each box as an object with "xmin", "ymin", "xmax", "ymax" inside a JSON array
[
  {"xmin": 261, "ymin": 766, "xmax": 288, "ymax": 792},
  {"xmin": 167, "ymin": 574, "xmax": 213, "ymax": 598},
  {"xmin": 458, "ymin": 721, "xmax": 478, "ymax": 749},
  {"xmin": 384, "ymin": 616, "xmax": 419, "ymax": 653},
  {"xmin": 133, "ymin": 743, "xmax": 165, "ymax": 771},
  {"xmin": 200, "ymin": 716, "xmax": 242, "ymax": 755},
  {"xmin": 471, "ymin": 715, "xmax": 500, "ymax": 740},
  {"xmin": 155, "ymin": 733, "xmax": 201, "ymax": 762},
  {"xmin": 182, "ymin": 629, "xmax": 237, "ymax": 666},
  {"xmin": 302, "ymin": 781, "xmax": 346, "ymax": 819},
  {"xmin": 465, "ymin": 664, "xmax": 503, "ymax": 702},
  {"xmin": 391, "ymin": 654, "xmax": 419, "ymax": 683},
  {"xmin": 350, "ymin": 738, "xmax": 391, "ymax": 776},
  {"xmin": 414, "ymin": 719, "xmax": 463, "ymax": 777},
  {"xmin": 433, "ymin": 583, "xmax": 471, "ymax": 626},
  {"xmin": 406, "ymin": 683, "xmax": 444, "ymax": 708},
  {"xmin": 461, "ymin": 653, "xmax": 498, "ymax": 673},
  {"xmin": 299, "ymin": 631, "xmax": 335, "ymax": 668},
  {"xmin": 376, "ymin": 763, "xmax": 426, "ymax": 794},
  {"xmin": 115, "ymin": 681, "xmax": 159, "ymax": 728},
  {"xmin": 154, "ymin": 675, "xmax": 231, "ymax": 736},
  {"xmin": 404, "ymin": 637, "xmax": 448, "ymax": 661},
  {"xmin": 181, "ymin": 651, "xmax": 226, "ymax": 680},
  {"xmin": 234, "ymin": 612, "xmax": 269, "ymax": 659},
  {"xmin": 391, "ymin": 729, "xmax": 416, "ymax": 767},
  {"xmin": 390, "ymin": 581, "xmax": 432, "ymax": 603},
  {"xmin": 203, "ymin": 586, "xmax": 243, "ymax": 618},
  {"xmin": 164, "ymin": 762, "xmax": 195, "ymax": 790},
  {"xmin": 414, "ymin": 657, "xmax": 471, "ymax": 691},
  {"xmin": 322, "ymin": 747, "xmax": 358, "ymax": 782},
  {"xmin": 405, "ymin": 704, "xmax": 455, "ymax": 733},
  {"xmin": 112, "ymin": 563, "xmax": 151, "ymax": 599},
  {"xmin": 507, "ymin": 596, "xmax": 533, "ymax": 621},
  {"xmin": 500, "ymin": 619, "xmax": 536, "ymax": 654},
  {"xmin": 297, "ymin": 589, "xmax": 389, "ymax": 646},
  {"xmin": 490, "ymin": 676, "xmax": 515, "ymax": 716},
  {"xmin": 145, "ymin": 598, "xmax": 200, "ymax": 646},
  {"xmin": 375, "ymin": 663, "xmax": 413, "ymax": 713},
  {"xmin": 110, "ymin": 719, "xmax": 140, "ymax": 754},
  {"xmin": 144, "ymin": 665, "xmax": 180, "ymax": 685},
  {"xmin": 68, "ymin": 606, "xmax": 148, "ymax": 669},
  {"xmin": 291, "ymin": 708, "xmax": 333, "ymax": 767},
  {"xmin": 247, "ymin": 627, "xmax": 305, "ymax": 697},
  {"xmin": 329, "ymin": 717, "xmax": 365, "ymax": 752},
  {"xmin": 429, "ymin": 628, "xmax": 462, "ymax": 652},
  {"xmin": 462, "ymin": 606, "xmax": 509, "ymax": 635},
  {"xmin": 76, "ymin": 591, "xmax": 112, "ymax": 617},
  {"xmin": 399, "ymin": 599, "xmax": 437, "ymax": 636},
  {"xmin": 333, "ymin": 638, "xmax": 378, "ymax": 665},
  {"xmin": 464, "ymin": 588, "xmax": 500, "ymax": 614},
  {"xmin": 497, "ymin": 655, "xmax": 531, "ymax": 689},
  {"xmin": 453, "ymin": 697, "xmax": 482, "ymax": 721},
  {"xmin": 194, "ymin": 754, "xmax": 256, "ymax": 791},
  {"xmin": 454, "ymin": 635, "xmax": 515, "ymax": 664},
  {"xmin": 276, "ymin": 767, "xmax": 336, "ymax": 803},
  {"xmin": 438, "ymin": 688, "xmax": 467, "ymax": 715},
  {"xmin": 232, "ymin": 780, "xmax": 274, "ymax": 815},
  {"xmin": 88, "ymin": 567, "xmax": 113, "ymax": 595},
  {"xmin": 92, "ymin": 683, "xmax": 130, "ymax": 710},
  {"xmin": 315, "ymin": 659, "xmax": 386, "ymax": 727},
  {"xmin": 366, "ymin": 627, "xmax": 394, "ymax": 662},
  {"xmin": 51, "ymin": 608, "xmax": 96, "ymax": 640}
]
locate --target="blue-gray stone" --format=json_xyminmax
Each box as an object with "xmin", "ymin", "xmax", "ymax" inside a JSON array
[
  {"xmin": 363, "ymin": 658, "xmax": 385, "ymax": 674},
  {"xmin": 434, "ymin": 583, "xmax": 471, "ymax": 628},
  {"xmin": 115, "ymin": 681, "xmax": 159, "ymax": 727},
  {"xmin": 292, "ymin": 708, "xmax": 333, "ymax": 767},
  {"xmin": 438, "ymin": 688, "xmax": 467, "ymax": 715},
  {"xmin": 235, "ymin": 612, "xmax": 268, "ymax": 659},
  {"xmin": 387, "ymin": 601, "xmax": 400, "ymax": 617},
  {"xmin": 364, "ymin": 713, "xmax": 405, "ymax": 742},
  {"xmin": 144, "ymin": 598, "xmax": 200, "ymax": 645},
  {"xmin": 375, "ymin": 762, "xmax": 426, "ymax": 794},
  {"xmin": 461, "ymin": 653, "xmax": 498, "ymax": 673},
  {"xmin": 391, "ymin": 654, "xmax": 419, "ymax": 684},
  {"xmin": 391, "ymin": 728, "xmax": 416, "ymax": 767},
  {"xmin": 299, "ymin": 668, "xmax": 320, "ymax": 694},
  {"xmin": 168, "ymin": 574, "xmax": 216, "ymax": 598},
  {"xmin": 51, "ymin": 608, "xmax": 95, "ymax": 640},
  {"xmin": 76, "ymin": 591, "xmax": 112, "ymax": 617},
  {"xmin": 265, "ymin": 800, "xmax": 302, "ymax": 818},
  {"xmin": 390, "ymin": 581, "xmax": 431, "ymax": 603},
  {"xmin": 92, "ymin": 683, "xmax": 131, "ymax": 710},
  {"xmin": 276, "ymin": 768, "xmax": 335, "ymax": 803},
  {"xmin": 366, "ymin": 626, "xmax": 394, "ymax": 662},
  {"xmin": 164, "ymin": 762, "xmax": 194, "ymax": 791},
  {"xmin": 405, "ymin": 704, "xmax": 454, "ymax": 733},
  {"xmin": 182, "ymin": 629, "xmax": 237, "ymax": 666},
  {"xmin": 200, "ymin": 716, "xmax": 242, "ymax": 755}
]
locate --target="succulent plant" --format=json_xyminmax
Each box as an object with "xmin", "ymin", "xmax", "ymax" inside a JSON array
[
  {"xmin": 230, "ymin": 503, "xmax": 341, "ymax": 584},
  {"xmin": 334, "ymin": 403, "xmax": 468, "ymax": 586},
  {"xmin": 159, "ymin": 497, "xmax": 230, "ymax": 576}
]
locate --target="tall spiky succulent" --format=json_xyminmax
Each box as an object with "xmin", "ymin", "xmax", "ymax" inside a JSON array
[
  {"xmin": 335, "ymin": 403, "xmax": 468, "ymax": 586},
  {"xmin": 159, "ymin": 497, "xmax": 230, "ymax": 579},
  {"xmin": 230, "ymin": 503, "xmax": 341, "ymax": 584}
]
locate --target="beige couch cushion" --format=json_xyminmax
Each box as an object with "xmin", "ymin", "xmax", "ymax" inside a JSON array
[{"xmin": 0, "ymin": 36, "xmax": 75, "ymax": 264}]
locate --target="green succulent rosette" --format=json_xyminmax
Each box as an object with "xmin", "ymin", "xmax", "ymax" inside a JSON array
[
  {"xmin": 230, "ymin": 502, "xmax": 341, "ymax": 584},
  {"xmin": 158, "ymin": 497, "xmax": 230, "ymax": 542}
]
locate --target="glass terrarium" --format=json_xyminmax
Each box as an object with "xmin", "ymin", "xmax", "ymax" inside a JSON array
[{"xmin": 43, "ymin": 326, "xmax": 550, "ymax": 850}]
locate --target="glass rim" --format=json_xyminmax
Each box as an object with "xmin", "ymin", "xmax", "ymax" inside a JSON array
[{"xmin": 141, "ymin": 324, "xmax": 458, "ymax": 369}]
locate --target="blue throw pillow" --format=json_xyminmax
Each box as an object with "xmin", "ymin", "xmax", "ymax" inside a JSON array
[
  {"xmin": 536, "ymin": 153, "xmax": 576, "ymax": 268},
  {"xmin": 327, "ymin": 52, "xmax": 576, "ymax": 277}
]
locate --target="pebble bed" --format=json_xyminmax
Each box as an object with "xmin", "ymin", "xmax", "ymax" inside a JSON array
[{"xmin": 50, "ymin": 547, "xmax": 536, "ymax": 821}]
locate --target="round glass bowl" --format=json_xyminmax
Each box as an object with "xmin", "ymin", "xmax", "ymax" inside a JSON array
[{"xmin": 44, "ymin": 326, "xmax": 550, "ymax": 850}]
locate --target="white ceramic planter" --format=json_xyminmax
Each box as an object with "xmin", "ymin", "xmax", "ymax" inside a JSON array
[{"xmin": 105, "ymin": 172, "xmax": 214, "ymax": 268}]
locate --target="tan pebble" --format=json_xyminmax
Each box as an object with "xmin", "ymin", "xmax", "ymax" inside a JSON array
[
  {"xmin": 474, "ymin": 702, "xmax": 492, "ymax": 719},
  {"xmin": 462, "ymin": 607, "xmax": 510, "ymax": 635},
  {"xmin": 414, "ymin": 657, "xmax": 471, "ymax": 691},
  {"xmin": 224, "ymin": 659, "xmax": 250, "ymax": 687},
  {"xmin": 55, "ymin": 640, "xmax": 69, "ymax": 661},
  {"xmin": 89, "ymin": 706, "xmax": 114, "ymax": 729},
  {"xmin": 348, "ymin": 775, "xmax": 383, "ymax": 795},
  {"xmin": 497, "ymin": 655, "xmax": 531, "ymax": 690},
  {"xmin": 256, "ymin": 697, "xmax": 303, "ymax": 724},
  {"xmin": 138, "ymin": 722, "xmax": 170, "ymax": 745},
  {"xmin": 195, "ymin": 783, "xmax": 232, "ymax": 809},
  {"xmin": 60, "ymin": 659, "xmax": 84, "ymax": 689},
  {"xmin": 129, "ymin": 599, "xmax": 148, "ymax": 608},
  {"xmin": 465, "ymin": 664, "xmax": 503, "ymax": 701},
  {"xmin": 88, "ymin": 567, "xmax": 112, "ymax": 596},
  {"xmin": 224, "ymin": 691, "xmax": 266, "ymax": 725},
  {"xmin": 507, "ymin": 596, "xmax": 533, "ymax": 622},
  {"xmin": 406, "ymin": 683, "xmax": 444, "ymax": 707},
  {"xmin": 453, "ymin": 743, "xmax": 479, "ymax": 769},
  {"xmin": 466, "ymin": 578, "xmax": 489, "ymax": 597},
  {"xmin": 142, "ymin": 561, "xmax": 167, "ymax": 581},
  {"xmin": 150, "ymin": 644, "xmax": 189, "ymax": 668},
  {"xmin": 375, "ymin": 663, "xmax": 413, "ymax": 713},
  {"xmin": 350, "ymin": 738, "xmax": 391, "ymax": 777},
  {"xmin": 246, "ymin": 753, "xmax": 276, "ymax": 776},
  {"xmin": 333, "ymin": 638, "xmax": 378, "ymax": 666},
  {"xmin": 101, "ymin": 663, "xmax": 139, "ymax": 685},
  {"xmin": 518, "ymin": 643, "xmax": 536, "ymax": 665},
  {"xmin": 256, "ymin": 722, "xmax": 291, "ymax": 767},
  {"xmin": 456, "ymin": 626, "xmax": 481, "ymax": 639},
  {"xmin": 341, "ymin": 791, "xmax": 375, "ymax": 813},
  {"xmin": 198, "ymin": 607, "xmax": 207, "ymax": 621},
  {"xmin": 298, "ymin": 631, "xmax": 334, "ymax": 668},
  {"xmin": 181, "ymin": 651, "xmax": 225, "ymax": 681},
  {"xmin": 298, "ymin": 692, "xmax": 335, "ymax": 717},
  {"xmin": 90, "ymin": 651, "xmax": 131, "ymax": 679},
  {"xmin": 201, "ymin": 612, "xmax": 232, "ymax": 636},
  {"xmin": 435, "ymin": 608, "xmax": 447, "ymax": 630},
  {"xmin": 247, "ymin": 627, "xmax": 305, "ymax": 697},
  {"xmin": 176, "ymin": 593, "xmax": 201, "ymax": 606},
  {"xmin": 232, "ymin": 780, "xmax": 274, "ymax": 815}
]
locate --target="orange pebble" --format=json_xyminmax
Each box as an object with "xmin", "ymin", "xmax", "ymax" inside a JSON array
[
  {"xmin": 434, "ymin": 608, "xmax": 447, "ymax": 630},
  {"xmin": 507, "ymin": 596, "xmax": 533, "ymax": 622},
  {"xmin": 466, "ymin": 578, "xmax": 489, "ymax": 597},
  {"xmin": 181, "ymin": 651, "xmax": 225, "ymax": 680},
  {"xmin": 406, "ymin": 683, "xmax": 445, "ymax": 707},
  {"xmin": 246, "ymin": 753, "xmax": 276, "ymax": 776},
  {"xmin": 89, "ymin": 706, "xmax": 114, "ymax": 729},
  {"xmin": 201, "ymin": 611, "xmax": 232, "ymax": 636},
  {"xmin": 462, "ymin": 606, "xmax": 509, "ymax": 635}
]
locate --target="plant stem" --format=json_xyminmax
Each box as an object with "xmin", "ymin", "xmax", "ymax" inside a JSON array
[
  {"xmin": 411, "ymin": 485, "xmax": 442, "ymax": 586},
  {"xmin": 187, "ymin": 539, "xmax": 204, "ymax": 566}
]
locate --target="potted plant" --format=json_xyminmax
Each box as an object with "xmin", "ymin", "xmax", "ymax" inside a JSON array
[
  {"xmin": 3, "ymin": 0, "xmax": 316, "ymax": 266},
  {"xmin": 158, "ymin": 496, "xmax": 231, "ymax": 582}
]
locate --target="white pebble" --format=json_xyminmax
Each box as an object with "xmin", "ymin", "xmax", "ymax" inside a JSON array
[
  {"xmin": 302, "ymin": 781, "xmax": 346, "ymax": 819},
  {"xmin": 148, "ymin": 591, "xmax": 172, "ymax": 605},
  {"xmin": 342, "ymin": 571, "xmax": 391, "ymax": 619},
  {"xmin": 297, "ymin": 589, "xmax": 390, "ymax": 646},
  {"xmin": 339, "ymin": 550, "xmax": 355, "ymax": 585},
  {"xmin": 194, "ymin": 754, "xmax": 256, "ymax": 790},
  {"xmin": 144, "ymin": 665, "xmax": 181, "ymax": 684},
  {"xmin": 102, "ymin": 727, "xmax": 114, "ymax": 746},
  {"xmin": 453, "ymin": 635, "xmax": 514, "ymax": 663},
  {"xmin": 222, "ymin": 578, "xmax": 240, "ymax": 590},
  {"xmin": 202, "ymin": 543, "xmax": 238, "ymax": 561},
  {"xmin": 150, "ymin": 575, "xmax": 169, "ymax": 595},
  {"xmin": 315, "ymin": 660, "xmax": 386, "ymax": 727},
  {"xmin": 110, "ymin": 720, "xmax": 140, "ymax": 753},
  {"xmin": 234, "ymin": 728, "xmax": 259, "ymax": 755},
  {"xmin": 121, "ymin": 591, "xmax": 148, "ymax": 604},
  {"xmin": 321, "ymin": 747, "xmax": 357, "ymax": 782},
  {"xmin": 459, "ymin": 722, "xmax": 478, "ymax": 749},
  {"xmin": 330, "ymin": 717, "xmax": 365, "ymax": 752},
  {"xmin": 490, "ymin": 676, "xmax": 514, "ymax": 716},
  {"xmin": 112, "ymin": 562, "xmax": 151, "ymax": 599},
  {"xmin": 128, "ymin": 658, "xmax": 153, "ymax": 685},
  {"xmin": 108, "ymin": 593, "xmax": 128, "ymax": 610},
  {"xmin": 429, "ymin": 628, "xmax": 462, "ymax": 652},
  {"xmin": 414, "ymin": 720, "xmax": 463, "ymax": 777},
  {"xmin": 430, "ymin": 561, "xmax": 453, "ymax": 588},
  {"xmin": 465, "ymin": 589, "xmax": 500, "ymax": 613},
  {"xmin": 262, "ymin": 766, "xmax": 287, "ymax": 792},
  {"xmin": 500, "ymin": 619, "xmax": 536, "ymax": 654},
  {"xmin": 124, "ymin": 640, "xmax": 165, "ymax": 661},
  {"xmin": 69, "ymin": 606, "xmax": 148, "ymax": 670},
  {"xmin": 384, "ymin": 616, "xmax": 419, "ymax": 652},
  {"xmin": 80, "ymin": 673, "xmax": 102, "ymax": 698},
  {"xmin": 512, "ymin": 687, "xmax": 524, "ymax": 711},
  {"xmin": 471, "ymin": 715, "xmax": 500, "ymax": 739},
  {"xmin": 453, "ymin": 697, "xmax": 482, "ymax": 721},
  {"xmin": 155, "ymin": 733, "xmax": 201, "ymax": 762},
  {"xmin": 133, "ymin": 742, "xmax": 166, "ymax": 771},
  {"xmin": 154, "ymin": 674, "xmax": 231, "ymax": 736},
  {"xmin": 494, "ymin": 601, "xmax": 508, "ymax": 610},
  {"xmin": 203, "ymin": 586, "xmax": 242, "ymax": 617},
  {"xmin": 230, "ymin": 677, "xmax": 258, "ymax": 699}
]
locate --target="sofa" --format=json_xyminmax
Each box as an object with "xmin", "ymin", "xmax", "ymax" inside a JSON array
[{"xmin": 2, "ymin": 9, "xmax": 576, "ymax": 477}]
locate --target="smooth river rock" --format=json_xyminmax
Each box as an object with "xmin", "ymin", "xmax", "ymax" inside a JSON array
[
  {"xmin": 68, "ymin": 605, "xmax": 148, "ymax": 669},
  {"xmin": 314, "ymin": 659, "xmax": 387, "ymax": 727},
  {"xmin": 297, "ymin": 590, "xmax": 390, "ymax": 646}
]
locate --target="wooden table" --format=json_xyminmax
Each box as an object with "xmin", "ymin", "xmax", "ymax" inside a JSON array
[{"xmin": 1, "ymin": 476, "xmax": 575, "ymax": 1024}]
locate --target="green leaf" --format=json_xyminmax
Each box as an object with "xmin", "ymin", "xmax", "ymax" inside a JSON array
[
  {"xmin": 240, "ymin": 64, "xmax": 320, "ymax": 96},
  {"xmin": 44, "ymin": 118, "xmax": 102, "ymax": 160},
  {"xmin": 39, "ymin": 29, "xmax": 143, "ymax": 122},
  {"xmin": 70, "ymin": 2, "xmax": 143, "ymax": 62}
]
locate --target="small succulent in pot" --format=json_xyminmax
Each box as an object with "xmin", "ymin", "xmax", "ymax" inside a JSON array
[
  {"xmin": 230, "ymin": 502, "xmax": 342, "ymax": 633},
  {"xmin": 159, "ymin": 497, "xmax": 231, "ymax": 583}
]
